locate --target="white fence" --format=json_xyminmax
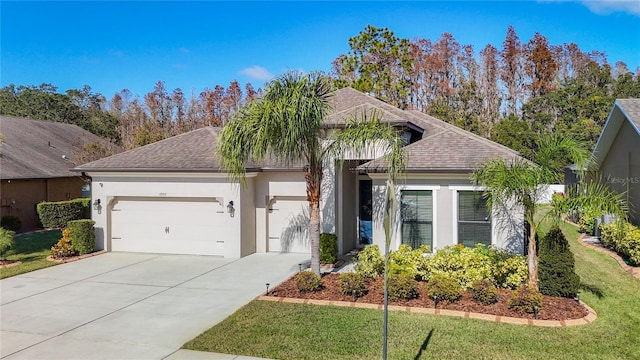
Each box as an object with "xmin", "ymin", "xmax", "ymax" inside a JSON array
[{"xmin": 537, "ymin": 184, "xmax": 565, "ymax": 204}]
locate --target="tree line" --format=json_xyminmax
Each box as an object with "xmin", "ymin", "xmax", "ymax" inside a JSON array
[
  {"xmin": 332, "ymin": 25, "xmax": 640, "ymax": 161},
  {"xmin": 0, "ymin": 81, "xmax": 261, "ymax": 150},
  {"xmin": 1, "ymin": 25, "xmax": 639, "ymax": 161}
]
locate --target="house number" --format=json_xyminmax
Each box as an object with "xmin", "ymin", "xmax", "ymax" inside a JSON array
[{"xmin": 159, "ymin": 192, "xmax": 167, "ymax": 196}]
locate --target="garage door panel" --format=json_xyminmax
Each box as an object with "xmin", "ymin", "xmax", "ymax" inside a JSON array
[
  {"xmin": 268, "ymin": 199, "xmax": 310, "ymax": 253},
  {"xmin": 110, "ymin": 199, "xmax": 225, "ymax": 256}
]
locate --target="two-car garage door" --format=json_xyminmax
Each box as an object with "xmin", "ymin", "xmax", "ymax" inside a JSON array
[{"xmin": 110, "ymin": 198, "xmax": 226, "ymax": 256}]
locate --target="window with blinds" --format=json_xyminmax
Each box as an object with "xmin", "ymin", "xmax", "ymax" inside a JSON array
[
  {"xmin": 458, "ymin": 191, "xmax": 491, "ymax": 247},
  {"xmin": 400, "ymin": 190, "xmax": 433, "ymax": 249}
]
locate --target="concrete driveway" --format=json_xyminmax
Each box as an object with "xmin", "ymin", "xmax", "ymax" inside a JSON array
[{"xmin": 1, "ymin": 252, "xmax": 309, "ymax": 359}]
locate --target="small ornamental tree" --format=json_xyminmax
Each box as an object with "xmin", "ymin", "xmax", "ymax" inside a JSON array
[{"xmin": 538, "ymin": 226, "xmax": 580, "ymax": 298}]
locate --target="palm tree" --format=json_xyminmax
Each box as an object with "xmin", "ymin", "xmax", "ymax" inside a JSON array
[
  {"xmin": 471, "ymin": 135, "xmax": 626, "ymax": 289},
  {"xmin": 217, "ymin": 71, "xmax": 405, "ymax": 275}
]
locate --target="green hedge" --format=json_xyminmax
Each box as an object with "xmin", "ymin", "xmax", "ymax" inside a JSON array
[
  {"xmin": 320, "ymin": 233, "xmax": 338, "ymax": 264},
  {"xmin": 68, "ymin": 219, "xmax": 95, "ymax": 255},
  {"xmin": 36, "ymin": 198, "xmax": 91, "ymax": 228},
  {"xmin": 600, "ymin": 221, "xmax": 640, "ymax": 265}
]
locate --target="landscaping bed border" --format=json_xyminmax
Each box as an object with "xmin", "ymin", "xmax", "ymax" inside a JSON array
[{"xmin": 257, "ymin": 294, "xmax": 597, "ymax": 327}]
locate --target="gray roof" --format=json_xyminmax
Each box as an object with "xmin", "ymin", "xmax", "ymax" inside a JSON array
[
  {"xmin": 75, "ymin": 127, "xmax": 302, "ymax": 172},
  {"xmin": 330, "ymin": 88, "xmax": 521, "ymax": 172},
  {"xmin": 76, "ymin": 87, "xmax": 522, "ymax": 173},
  {"xmin": 76, "ymin": 127, "xmax": 221, "ymax": 172},
  {"xmin": 616, "ymin": 98, "xmax": 640, "ymax": 133},
  {"xmin": 0, "ymin": 115, "xmax": 108, "ymax": 180}
]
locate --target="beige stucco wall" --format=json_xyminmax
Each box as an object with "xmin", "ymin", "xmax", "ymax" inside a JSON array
[
  {"xmin": 370, "ymin": 175, "xmax": 525, "ymax": 254},
  {"xmin": 240, "ymin": 177, "xmax": 256, "ymax": 256},
  {"xmin": 0, "ymin": 177, "xmax": 85, "ymax": 231},
  {"xmin": 598, "ymin": 120, "xmax": 640, "ymax": 225},
  {"xmin": 337, "ymin": 162, "xmax": 358, "ymax": 255}
]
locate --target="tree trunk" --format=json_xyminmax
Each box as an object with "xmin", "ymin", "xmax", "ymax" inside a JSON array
[
  {"xmin": 309, "ymin": 201, "xmax": 321, "ymax": 276},
  {"xmin": 305, "ymin": 164, "xmax": 323, "ymax": 276},
  {"xmin": 527, "ymin": 221, "xmax": 538, "ymax": 289}
]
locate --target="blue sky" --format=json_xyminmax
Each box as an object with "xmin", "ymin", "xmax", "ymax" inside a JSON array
[{"xmin": 1, "ymin": 1, "xmax": 639, "ymax": 99}]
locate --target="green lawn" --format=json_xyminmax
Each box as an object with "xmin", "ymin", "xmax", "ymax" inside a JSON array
[
  {"xmin": 184, "ymin": 220, "xmax": 640, "ymax": 360},
  {"xmin": 0, "ymin": 229, "xmax": 61, "ymax": 279}
]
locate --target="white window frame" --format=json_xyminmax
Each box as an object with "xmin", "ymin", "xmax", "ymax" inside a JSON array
[
  {"xmin": 450, "ymin": 185, "xmax": 496, "ymax": 247},
  {"xmin": 395, "ymin": 185, "xmax": 440, "ymax": 253}
]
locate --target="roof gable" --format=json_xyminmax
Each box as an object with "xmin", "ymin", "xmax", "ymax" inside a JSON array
[
  {"xmin": 592, "ymin": 99, "xmax": 640, "ymax": 168},
  {"xmin": 0, "ymin": 115, "xmax": 107, "ymax": 179},
  {"xmin": 329, "ymin": 88, "xmax": 522, "ymax": 172}
]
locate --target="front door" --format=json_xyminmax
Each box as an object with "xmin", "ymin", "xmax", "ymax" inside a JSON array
[{"xmin": 359, "ymin": 179, "xmax": 373, "ymax": 245}]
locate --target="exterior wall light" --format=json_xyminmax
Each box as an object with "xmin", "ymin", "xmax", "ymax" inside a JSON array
[
  {"xmin": 227, "ymin": 201, "xmax": 235, "ymax": 217},
  {"xmin": 93, "ymin": 199, "xmax": 102, "ymax": 214}
]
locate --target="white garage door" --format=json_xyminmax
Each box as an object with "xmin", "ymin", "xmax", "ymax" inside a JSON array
[
  {"xmin": 268, "ymin": 199, "xmax": 310, "ymax": 253},
  {"xmin": 110, "ymin": 198, "xmax": 226, "ymax": 256}
]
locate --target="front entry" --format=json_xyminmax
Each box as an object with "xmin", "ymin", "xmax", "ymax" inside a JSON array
[{"xmin": 359, "ymin": 179, "xmax": 373, "ymax": 245}]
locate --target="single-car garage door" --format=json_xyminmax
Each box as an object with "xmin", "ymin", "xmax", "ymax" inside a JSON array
[
  {"xmin": 110, "ymin": 198, "xmax": 226, "ymax": 256},
  {"xmin": 268, "ymin": 198, "xmax": 309, "ymax": 253}
]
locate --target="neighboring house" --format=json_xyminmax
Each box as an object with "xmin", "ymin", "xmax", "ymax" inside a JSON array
[
  {"xmin": 0, "ymin": 115, "xmax": 109, "ymax": 231},
  {"xmin": 591, "ymin": 99, "xmax": 640, "ymax": 226},
  {"xmin": 75, "ymin": 88, "xmax": 525, "ymax": 258}
]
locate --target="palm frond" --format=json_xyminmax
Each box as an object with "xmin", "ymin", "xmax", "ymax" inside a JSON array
[
  {"xmin": 217, "ymin": 70, "xmax": 332, "ymax": 183},
  {"xmin": 327, "ymin": 109, "xmax": 406, "ymax": 181}
]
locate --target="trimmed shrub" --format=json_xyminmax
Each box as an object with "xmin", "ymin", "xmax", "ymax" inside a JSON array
[
  {"xmin": 67, "ymin": 219, "xmax": 95, "ymax": 255},
  {"xmin": 295, "ymin": 271, "xmax": 322, "ymax": 292},
  {"xmin": 388, "ymin": 244, "xmax": 431, "ymax": 280},
  {"xmin": 37, "ymin": 198, "xmax": 91, "ymax": 228},
  {"xmin": 426, "ymin": 274, "xmax": 462, "ymax": 303},
  {"xmin": 355, "ymin": 245, "xmax": 384, "ymax": 278},
  {"xmin": 491, "ymin": 255, "xmax": 528, "ymax": 289},
  {"xmin": 51, "ymin": 228, "xmax": 78, "ymax": 259},
  {"xmin": 508, "ymin": 285, "xmax": 542, "ymax": 314},
  {"xmin": 320, "ymin": 233, "xmax": 338, "ymax": 264},
  {"xmin": 425, "ymin": 244, "xmax": 527, "ymax": 289},
  {"xmin": 0, "ymin": 227, "xmax": 16, "ymax": 259},
  {"xmin": 538, "ymin": 226, "xmax": 580, "ymax": 298},
  {"xmin": 578, "ymin": 208, "xmax": 604, "ymax": 235},
  {"xmin": 600, "ymin": 221, "xmax": 640, "ymax": 265},
  {"xmin": 337, "ymin": 272, "xmax": 368, "ymax": 298},
  {"xmin": 1, "ymin": 215, "xmax": 21, "ymax": 232},
  {"xmin": 470, "ymin": 279, "xmax": 499, "ymax": 305},
  {"xmin": 424, "ymin": 245, "xmax": 492, "ymax": 288},
  {"xmin": 387, "ymin": 273, "xmax": 419, "ymax": 301}
]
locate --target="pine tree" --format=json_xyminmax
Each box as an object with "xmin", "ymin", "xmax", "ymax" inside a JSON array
[{"xmin": 538, "ymin": 226, "xmax": 580, "ymax": 298}]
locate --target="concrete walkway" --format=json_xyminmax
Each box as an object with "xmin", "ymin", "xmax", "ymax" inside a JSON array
[{"xmin": 1, "ymin": 252, "xmax": 308, "ymax": 359}]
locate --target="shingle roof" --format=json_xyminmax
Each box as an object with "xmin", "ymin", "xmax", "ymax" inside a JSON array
[
  {"xmin": 75, "ymin": 127, "xmax": 302, "ymax": 172},
  {"xmin": 329, "ymin": 88, "xmax": 522, "ymax": 172},
  {"xmin": 616, "ymin": 98, "xmax": 640, "ymax": 132},
  {"xmin": 0, "ymin": 115, "xmax": 108, "ymax": 179},
  {"xmin": 75, "ymin": 87, "xmax": 522, "ymax": 173},
  {"xmin": 359, "ymin": 128, "xmax": 521, "ymax": 172},
  {"xmin": 75, "ymin": 127, "xmax": 221, "ymax": 172}
]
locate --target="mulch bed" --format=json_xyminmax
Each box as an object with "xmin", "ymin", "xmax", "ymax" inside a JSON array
[
  {"xmin": 266, "ymin": 273, "xmax": 588, "ymax": 321},
  {"xmin": 0, "ymin": 260, "xmax": 21, "ymax": 268},
  {"xmin": 46, "ymin": 250, "xmax": 106, "ymax": 263}
]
